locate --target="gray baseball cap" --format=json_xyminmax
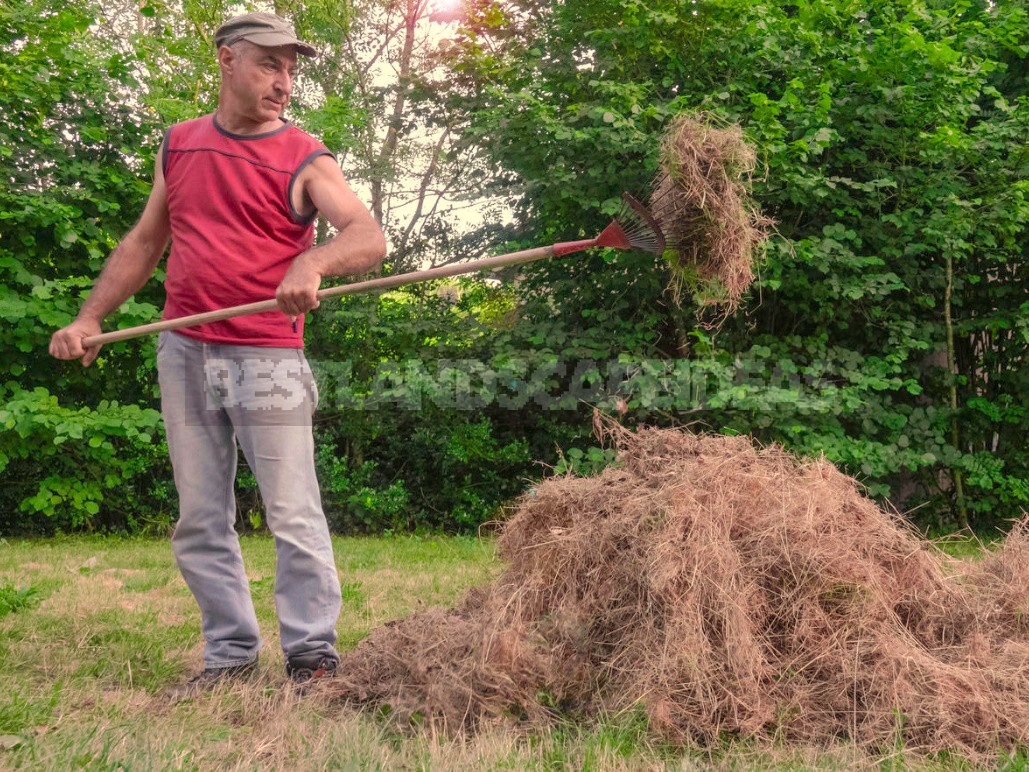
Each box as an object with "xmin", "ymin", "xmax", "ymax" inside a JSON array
[{"xmin": 214, "ymin": 12, "xmax": 317, "ymax": 58}]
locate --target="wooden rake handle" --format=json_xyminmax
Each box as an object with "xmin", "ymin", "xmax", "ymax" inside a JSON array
[{"xmin": 81, "ymin": 239, "xmax": 597, "ymax": 348}]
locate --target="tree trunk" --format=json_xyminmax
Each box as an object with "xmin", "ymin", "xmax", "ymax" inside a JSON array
[{"xmin": 944, "ymin": 251, "xmax": 969, "ymax": 530}]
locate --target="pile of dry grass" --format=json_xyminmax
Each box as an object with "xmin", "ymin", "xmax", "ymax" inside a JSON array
[
  {"xmin": 650, "ymin": 113, "xmax": 773, "ymax": 311},
  {"xmin": 328, "ymin": 425, "xmax": 1029, "ymax": 760}
]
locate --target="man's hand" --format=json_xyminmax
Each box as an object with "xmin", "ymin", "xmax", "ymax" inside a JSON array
[
  {"xmin": 50, "ymin": 318, "xmax": 103, "ymax": 367},
  {"xmin": 275, "ymin": 255, "xmax": 322, "ymax": 319}
]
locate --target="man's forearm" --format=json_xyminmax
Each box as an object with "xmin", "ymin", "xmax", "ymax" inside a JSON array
[
  {"xmin": 298, "ymin": 222, "xmax": 387, "ymax": 279},
  {"xmin": 78, "ymin": 229, "xmax": 166, "ymax": 323}
]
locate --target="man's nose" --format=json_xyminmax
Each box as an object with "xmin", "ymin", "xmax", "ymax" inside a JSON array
[{"xmin": 274, "ymin": 70, "xmax": 293, "ymax": 96}]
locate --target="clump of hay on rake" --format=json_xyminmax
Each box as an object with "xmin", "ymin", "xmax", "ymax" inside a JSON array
[
  {"xmin": 651, "ymin": 112, "xmax": 773, "ymax": 313},
  {"xmin": 325, "ymin": 424, "xmax": 1029, "ymax": 761}
]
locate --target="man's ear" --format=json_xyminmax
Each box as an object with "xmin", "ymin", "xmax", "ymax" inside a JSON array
[{"xmin": 217, "ymin": 45, "xmax": 236, "ymax": 73}]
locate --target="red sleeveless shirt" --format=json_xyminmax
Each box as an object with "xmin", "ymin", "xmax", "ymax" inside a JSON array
[{"xmin": 161, "ymin": 113, "xmax": 333, "ymax": 347}]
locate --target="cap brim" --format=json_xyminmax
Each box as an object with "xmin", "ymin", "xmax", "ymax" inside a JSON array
[{"xmin": 239, "ymin": 31, "xmax": 317, "ymax": 57}]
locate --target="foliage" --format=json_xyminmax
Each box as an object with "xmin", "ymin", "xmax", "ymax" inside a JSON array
[
  {"xmin": 446, "ymin": 0, "xmax": 1029, "ymax": 530},
  {"xmin": 306, "ymin": 282, "xmax": 537, "ymax": 532},
  {"xmin": 316, "ymin": 445, "xmax": 411, "ymax": 533},
  {"xmin": 0, "ymin": 388, "xmax": 165, "ymax": 533},
  {"xmin": 292, "ymin": 0, "xmax": 511, "ymax": 269},
  {"xmin": 0, "ymin": 583, "xmax": 42, "ymax": 618},
  {"xmin": 1, "ymin": 0, "xmax": 1026, "ymax": 535},
  {"xmin": 552, "ymin": 446, "xmax": 618, "ymax": 477},
  {"xmin": 0, "ymin": 0, "xmax": 169, "ymax": 533}
]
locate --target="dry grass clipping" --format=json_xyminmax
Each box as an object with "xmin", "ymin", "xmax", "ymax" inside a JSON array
[
  {"xmin": 650, "ymin": 113, "xmax": 773, "ymax": 312},
  {"xmin": 328, "ymin": 426, "xmax": 1029, "ymax": 760}
]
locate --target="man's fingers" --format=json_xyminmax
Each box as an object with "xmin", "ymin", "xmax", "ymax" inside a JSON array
[
  {"xmin": 276, "ymin": 289, "xmax": 296, "ymax": 317},
  {"xmin": 277, "ymin": 291, "xmax": 318, "ymax": 317},
  {"xmin": 50, "ymin": 321, "xmax": 102, "ymax": 366},
  {"xmin": 49, "ymin": 334, "xmax": 64, "ymax": 359},
  {"xmin": 50, "ymin": 333, "xmax": 82, "ymax": 361}
]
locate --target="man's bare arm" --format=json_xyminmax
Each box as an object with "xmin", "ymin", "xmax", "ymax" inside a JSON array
[
  {"xmin": 275, "ymin": 155, "xmax": 387, "ymax": 318},
  {"xmin": 49, "ymin": 145, "xmax": 172, "ymax": 366}
]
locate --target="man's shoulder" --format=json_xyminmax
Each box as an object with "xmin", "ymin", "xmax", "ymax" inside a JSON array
[
  {"xmin": 165, "ymin": 114, "xmax": 214, "ymax": 144},
  {"xmin": 283, "ymin": 122, "xmax": 327, "ymax": 149},
  {"xmin": 169, "ymin": 113, "xmax": 214, "ymax": 131}
]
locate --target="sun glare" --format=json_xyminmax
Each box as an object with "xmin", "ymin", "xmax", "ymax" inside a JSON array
[{"xmin": 428, "ymin": 0, "xmax": 464, "ymax": 24}]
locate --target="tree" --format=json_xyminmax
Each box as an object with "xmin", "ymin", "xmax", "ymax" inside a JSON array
[
  {"xmin": 0, "ymin": 0, "xmax": 166, "ymax": 532},
  {"xmin": 288, "ymin": 0, "xmax": 514, "ymax": 268},
  {"xmin": 445, "ymin": 0, "xmax": 1029, "ymax": 529},
  {"xmin": 4, "ymin": 0, "xmax": 1024, "ymax": 535}
]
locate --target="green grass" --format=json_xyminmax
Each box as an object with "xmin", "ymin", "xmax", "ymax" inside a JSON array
[{"xmin": 0, "ymin": 534, "xmax": 1010, "ymax": 770}]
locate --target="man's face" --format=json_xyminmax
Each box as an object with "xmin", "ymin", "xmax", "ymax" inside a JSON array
[{"xmin": 224, "ymin": 42, "xmax": 298, "ymax": 123}]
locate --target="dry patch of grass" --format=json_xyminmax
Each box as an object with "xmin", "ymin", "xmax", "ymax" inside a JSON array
[
  {"xmin": 0, "ymin": 534, "xmax": 579, "ymax": 769},
  {"xmin": 0, "ymin": 533, "xmax": 1006, "ymax": 769}
]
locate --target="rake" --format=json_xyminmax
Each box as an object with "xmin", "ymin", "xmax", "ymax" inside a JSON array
[{"xmin": 81, "ymin": 193, "xmax": 665, "ymax": 348}]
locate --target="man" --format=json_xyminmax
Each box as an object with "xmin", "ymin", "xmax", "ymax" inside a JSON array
[{"xmin": 49, "ymin": 12, "xmax": 386, "ymax": 696}]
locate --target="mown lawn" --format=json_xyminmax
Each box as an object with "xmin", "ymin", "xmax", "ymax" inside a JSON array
[{"xmin": 0, "ymin": 534, "xmax": 1015, "ymax": 770}]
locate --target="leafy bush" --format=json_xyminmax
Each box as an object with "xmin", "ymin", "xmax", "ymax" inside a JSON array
[
  {"xmin": 449, "ymin": 0, "xmax": 1029, "ymax": 531},
  {"xmin": 316, "ymin": 445, "xmax": 411, "ymax": 533},
  {"xmin": 0, "ymin": 0, "xmax": 169, "ymax": 534},
  {"xmin": 2, "ymin": 0, "xmax": 1026, "ymax": 536}
]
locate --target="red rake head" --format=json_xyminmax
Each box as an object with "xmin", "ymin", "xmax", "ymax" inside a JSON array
[
  {"xmin": 595, "ymin": 220, "xmax": 633, "ymax": 250},
  {"xmin": 596, "ymin": 193, "xmax": 667, "ymax": 255},
  {"xmin": 550, "ymin": 193, "xmax": 667, "ymax": 257}
]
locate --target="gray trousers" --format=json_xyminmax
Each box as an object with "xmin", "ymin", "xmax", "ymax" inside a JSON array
[{"xmin": 157, "ymin": 331, "xmax": 341, "ymax": 668}]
